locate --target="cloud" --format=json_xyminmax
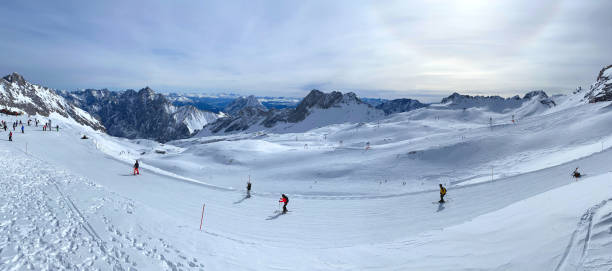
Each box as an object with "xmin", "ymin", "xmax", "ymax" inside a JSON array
[{"xmin": 0, "ymin": 0, "xmax": 610, "ymax": 100}]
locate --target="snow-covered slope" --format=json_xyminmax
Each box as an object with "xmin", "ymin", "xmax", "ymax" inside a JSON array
[
  {"xmin": 3, "ymin": 67, "xmax": 612, "ymax": 270},
  {"xmin": 2, "ymin": 87, "xmax": 612, "ymax": 270},
  {"xmin": 2, "ymin": 81, "xmax": 612, "ymax": 269},
  {"xmin": 0, "ymin": 73, "xmax": 104, "ymax": 130}
]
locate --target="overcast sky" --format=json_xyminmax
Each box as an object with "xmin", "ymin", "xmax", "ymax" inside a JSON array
[{"xmin": 0, "ymin": 0, "xmax": 610, "ymax": 101}]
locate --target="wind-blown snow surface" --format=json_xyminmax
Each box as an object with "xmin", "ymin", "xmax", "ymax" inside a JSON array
[{"xmin": 1, "ymin": 91, "xmax": 612, "ymax": 270}]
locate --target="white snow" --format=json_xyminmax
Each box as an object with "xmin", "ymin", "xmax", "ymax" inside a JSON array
[{"xmin": 1, "ymin": 89, "xmax": 612, "ymax": 270}]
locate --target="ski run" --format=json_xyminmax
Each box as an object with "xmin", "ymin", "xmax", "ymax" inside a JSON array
[{"xmin": 1, "ymin": 90, "xmax": 612, "ymax": 270}]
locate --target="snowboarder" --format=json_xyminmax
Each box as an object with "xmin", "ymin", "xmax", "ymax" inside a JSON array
[
  {"xmin": 133, "ymin": 160, "xmax": 140, "ymax": 175},
  {"xmin": 279, "ymin": 194, "xmax": 289, "ymax": 213},
  {"xmin": 439, "ymin": 184, "xmax": 447, "ymax": 203},
  {"xmin": 8, "ymin": 131, "xmax": 12, "ymax": 141},
  {"xmin": 572, "ymin": 167, "xmax": 581, "ymax": 178},
  {"xmin": 246, "ymin": 181, "xmax": 252, "ymax": 197},
  {"xmin": 21, "ymin": 125, "xmax": 24, "ymax": 133}
]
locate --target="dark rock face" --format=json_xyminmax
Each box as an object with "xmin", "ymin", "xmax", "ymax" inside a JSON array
[
  {"xmin": 375, "ymin": 98, "xmax": 427, "ymax": 115},
  {"xmin": 0, "ymin": 73, "xmax": 104, "ymax": 131},
  {"xmin": 584, "ymin": 65, "xmax": 612, "ymax": 103},
  {"xmin": 63, "ymin": 87, "xmax": 197, "ymax": 142}
]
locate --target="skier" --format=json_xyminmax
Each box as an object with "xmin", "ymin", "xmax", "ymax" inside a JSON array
[
  {"xmin": 439, "ymin": 184, "xmax": 447, "ymax": 203},
  {"xmin": 8, "ymin": 131, "xmax": 12, "ymax": 142},
  {"xmin": 56, "ymin": 125, "xmax": 59, "ymax": 132},
  {"xmin": 573, "ymin": 167, "xmax": 581, "ymax": 178},
  {"xmin": 279, "ymin": 194, "xmax": 289, "ymax": 214},
  {"xmin": 21, "ymin": 125, "xmax": 24, "ymax": 133},
  {"xmin": 246, "ymin": 181, "xmax": 252, "ymax": 197},
  {"xmin": 133, "ymin": 160, "xmax": 140, "ymax": 175}
]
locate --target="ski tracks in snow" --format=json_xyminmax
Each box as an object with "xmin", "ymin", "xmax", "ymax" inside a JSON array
[
  {"xmin": 0, "ymin": 149, "xmax": 203, "ymax": 270},
  {"xmin": 555, "ymin": 198, "xmax": 612, "ymax": 271}
]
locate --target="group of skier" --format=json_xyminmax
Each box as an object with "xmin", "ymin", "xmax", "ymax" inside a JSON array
[
  {"xmin": 132, "ymin": 161, "xmax": 291, "ymax": 214},
  {"xmin": 3, "ymin": 117, "xmax": 57, "ymax": 142}
]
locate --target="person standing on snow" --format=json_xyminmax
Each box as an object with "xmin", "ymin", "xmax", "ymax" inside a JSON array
[
  {"xmin": 21, "ymin": 125, "xmax": 24, "ymax": 133},
  {"xmin": 246, "ymin": 181, "xmax": 252, "ymax": 198},
  {"xmin": 133, "ymin": 160, "xmax": 140, "ymax": 175},
  {"xmin": 279, "ymin": 194, "xmax": 289, "ymax": 213},
  {"xmin": 8, "ymin": 131, "xmax": 12, "ymax": 141},
  {"xmin": 439, "ymin": 184, "xmax": 447, "ymax": 203},
  {"xmin": 56, "ymin": 125, "xmax": 59, "ymax": 132}
]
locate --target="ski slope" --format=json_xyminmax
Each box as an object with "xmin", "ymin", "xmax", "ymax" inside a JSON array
[{"xmin": 1, "ymin": 93, "xmax": 612, "ymax": 270}]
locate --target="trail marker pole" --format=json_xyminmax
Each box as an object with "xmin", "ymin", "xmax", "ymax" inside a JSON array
[{"xmin": 199, "ymin": 204, "xmax": 205, "ymax": 231}]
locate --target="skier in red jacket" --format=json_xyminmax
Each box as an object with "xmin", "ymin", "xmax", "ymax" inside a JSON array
[{"xmin": 279, "ymin": 194, "xmax": 289, "ymax": 214}]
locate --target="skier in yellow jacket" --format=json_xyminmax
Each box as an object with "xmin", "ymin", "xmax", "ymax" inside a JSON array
[{"xmin": 439, "ymin": 184, "xmax": 447, "ymax": 203}]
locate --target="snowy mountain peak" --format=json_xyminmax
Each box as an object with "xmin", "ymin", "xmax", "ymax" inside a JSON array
[
  {"xmin": 200, "ymin": 89, "xmax": 383, "ymax": 135},
  {"xmin": 3, "ymin": 72, "xmax": 27, "ymax": 86},
  {"xmin": 224, "ymin": 95, "xmax": 267, "ymax": 116},
  {"xmin": 297, "ymin": 89, "xmax": 363, "ymax": 111},
  {"xmin": 584, "ymin": 64, "xmax": 612, "ymax": 103},
  {"xmin": 523, "ymin": 90, "xmax": 548, "ymax": 100}
]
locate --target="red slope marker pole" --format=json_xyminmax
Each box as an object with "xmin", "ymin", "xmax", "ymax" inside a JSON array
[{"xmin": 200, "ymin": 204, "xmax": 205, "ymax": 231}]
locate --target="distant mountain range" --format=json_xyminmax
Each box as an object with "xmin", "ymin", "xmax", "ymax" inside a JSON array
[
  {"xmin": 3, "ymin": 64, "xmax": 611, "ymax": 142},
  {"xmin": 198, "ymin": 89, "xmax": 387, "ymax": 136},
  {"xmin": 166, "ymin": 93, "xmax": 301, "ymax": 113}
]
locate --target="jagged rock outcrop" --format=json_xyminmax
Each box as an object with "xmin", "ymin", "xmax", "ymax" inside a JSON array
[
  {"xmin": 440, "ymin": 90, "xmax": 554, "ymax": 112},
  {"xmin": 63, "ymin": 87, "xmax": 218, "ymax": 142},
  {"xmin": 0, "ymin": 73, "xmax": 104, "ymax": 130},
  {"xmin": 375, "ymin": 98, "xmax": 427, "ymax": 115},
  {"xmin": 584, "ymin": 65, "xmax": 612, "ymax": 103}
]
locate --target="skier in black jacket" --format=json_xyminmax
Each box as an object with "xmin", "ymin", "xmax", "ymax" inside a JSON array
[{"xmin": 133, "ymin": 160, "xmax": 140, "ymax": 175}]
